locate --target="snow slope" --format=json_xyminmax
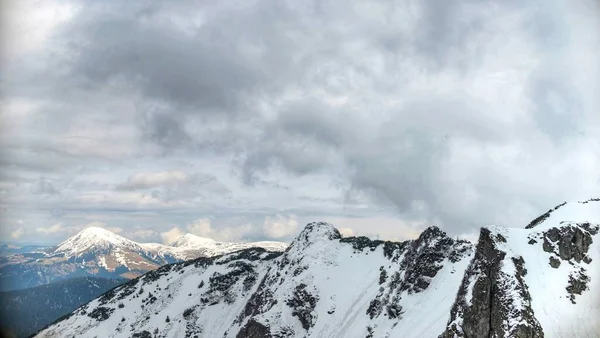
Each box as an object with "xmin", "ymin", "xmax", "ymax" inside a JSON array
[
  {"xmin": 55, "ymin": 227, "xmax": 144, "ymax": 258},
  {"xmin": 167, "ymin": 233, "xmax": 288, "ymax": 260},
  {"xmin": 497, "ymin": 224, "xmax": 600, "ymax": 337},
  {"xmin": 34, "ymin": 200, "xmax": 600, "ymax": 338},
  {"xmin": 499, "ymin": 200, "xmax": 600, "ymax": 337}
]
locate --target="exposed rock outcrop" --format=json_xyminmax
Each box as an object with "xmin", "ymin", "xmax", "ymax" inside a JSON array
[{"xmin": 441, "ymin": 228, "xmax": 543, "ymax": 338}]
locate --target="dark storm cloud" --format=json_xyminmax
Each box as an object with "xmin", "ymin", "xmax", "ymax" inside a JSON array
[
  {"xmin": 63, "ymin": 12, "xmax": 252, "ymax": 111},
  {"xmin": 55, "ymin": 0, "xmax": 309, "ymax": 113},
  {"xmin": 140, "ymin": 109, "xmax": 193, "ymax": 152}
]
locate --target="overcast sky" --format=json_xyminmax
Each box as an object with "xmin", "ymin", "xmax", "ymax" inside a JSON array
[{"xmin": 1, "ymin": 0, "xmax": 599, "ymax": 245}]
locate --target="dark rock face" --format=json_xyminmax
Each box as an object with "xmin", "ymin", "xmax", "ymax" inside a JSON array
[
  {"xmin": 566, "ymin": 267, "xmax": 590, "ymax": 304},
  {"xmin": 504, "ymin": 257, "xmax": 541, "ymax": 338},
  {"xmin": 538, "ymin": 224, "xmax": 596, "ymax": 302},
  {"xmin": 542, "ymin": 226, "xmax": 593, "ymax": 263},
  {"xmin": 285, "ymin": 284, "xmax": 318, "ymax": 331},
  {"xmin": 549, "ymin": 256, "xmax": 561, "ymax": 268},
  {"xmin": 442, "ymin": 228, "xmax": 500, "ymax": 338},
  {"xmin": 441, "ymin": 228, "xmax": 543, "ymax": 338},
  {"xmin": 379, "ymin": 266, "xmax": 388, "ymax": 285},
  {"xmin": 236, "ymin": 320, "xmax": 272, "ymax": 338},
  {"xmin": 400, "ymin": 227, "xmax": 471, "ymax": 294},
  {"xmin": 339, "ymin": 236, "xmax": 408, "ymax": 261},
  {"xmin": 579, "ymin": 222, "xmax": 600, "ymax": 236},
  {"xmin": 367, "ymin": 227, "xmax": 471, "ymax": 326},
  {"xmin": 182, "ymin": 306, "xmax": 202, "ymax": 337},
  {"xmin": 131, "ymin": 331, "xmax": 152, "ymax": 338},
  {"xmin": 237, "ymin": 274, "xmax": 277, "ymax": 322},
  {"xmin": 205, "ymin": 261, "xmax": 258, "ymax": 304},
  {"xmin": 87, "ymin": 306, "xmax": 114, "ymax": 321}
]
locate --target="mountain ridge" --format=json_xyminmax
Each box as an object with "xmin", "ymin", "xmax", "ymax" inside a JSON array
[
  {"xmin": 0, "ymin": 227, "xmax": 287, "ymax": 291},
  {"xmin": 31, "ymin": 200, "xmax": 600, "ymax": 337}
]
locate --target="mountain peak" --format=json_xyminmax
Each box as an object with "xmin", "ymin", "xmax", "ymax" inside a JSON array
[
  {"xmin": 170, "ymin": 233, "xmax": 217, "ymax": 248},
  {"xmin": 54, "ymin": 226, "xmax": 134, "ymax": 257},
  {"xmin": 78, "ymin": 226, "xmax": 119, "ymax": 237},
  {"xmin": 416, "ymin": 225, "xmax": 446, "ymax": 243},
  {"xmin": 292, "ymin": 222, "xmax": 341, "ymax": 245},
  {"xmin": 72, "ymin": 226, "xmax": 127, "ymax": 244}
]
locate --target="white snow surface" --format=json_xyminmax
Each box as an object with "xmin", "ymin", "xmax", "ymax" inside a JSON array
[
  {"xmin": 55, "ymin": 227, "xmax": 143, "ymax": 257},
  {"xmin": 34, "ymin": 200, "xmax": 600, "ymax": 338},
  {"xmin": 529, "ymin": 199, "xmax": 600, "ymax": 230},
  {"xmin": 170, "ymin": 233, "xmax": 217, "ymax": 248},
  {"xmin": 167, "ymin": 233, "xmax": 288, "ymax": 259}
]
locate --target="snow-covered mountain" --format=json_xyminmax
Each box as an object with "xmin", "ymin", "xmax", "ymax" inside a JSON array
[
  {"xmin": 168, "ymin": 233, "xmax": 291, "ymax": 259},
  {"xmin": 0, "ymin": 227, "xmax": 287, "ymax": 291},
  {"xmin": 34, "ymin": 199, "xmax": 600, "ymax": 337}
]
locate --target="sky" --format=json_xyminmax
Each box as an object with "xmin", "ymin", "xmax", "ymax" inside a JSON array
[{"xmin": 1, "ymin": 0, "xmax": 599, "ymax": 245}]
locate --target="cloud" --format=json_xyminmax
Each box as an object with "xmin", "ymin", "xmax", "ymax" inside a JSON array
[
  {"xmin": 0, "ymin": 0, "xmax": 76, "ymax": 63},
  {"xmin": 187, "ymin": 218, "xmax": 213, "ymax": 237},
  {"xmin": 338, "ymin": 227, "xmax": 355, "ymax": 237},
  {"xmin": 10, "ymin": 228, "xmax": 24, "ymax": 239},
  {"xmin": 457, "ymin": 232, "xmax": 480, "ymax": 244},
  {"xmin": 114, "ymin": 171, "xmax": 230, "ymax": 205},
  {"xmin": 36, "ymin": 223, "xmax": 67, "ymax": 234},
  {"xmin": 34, "ymin": 221, "xmax": 122, "ymax": 237},
  {"xmin": 160, "ymin": 227, "xmax": 185, "ymax": 245},
  {"xmin": 117, "ymin": 171, "xmax": 188, "ymax": 190},
  {"xmin": 323, "ymin": 217, "xmax": 423, "ymax": 241},
  {"xmin": 187, "ymin": 218, "xmax": 254, "ymax": 242},
  {"xmin": 262, "ymin": 215, "xmax": 298, "ymax": 239},
  {"xmin": 159, "ymin": 216, "xmax": 299, "ymax": 244},
  {"xmin": 2, "ymin": 0, "xmax": 600, "ymax": 244},
  {"xmin": 130, "ymin": 229, "xmax": 156, "ymax": 241}
]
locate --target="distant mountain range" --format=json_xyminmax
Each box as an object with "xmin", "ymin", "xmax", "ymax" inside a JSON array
[
  {"xmin": 0, "ymin": 227, "xmax": 287, "ymax": 291},
  {"xmin": 0, "ymin": 276, "xmax": 125, "ymax": 338},
  {"xmin": 32, "ymin": 199, "xmax": 600, "ymax": 338},
  {"xmin": 0, "ymin": 244, "xmax": 51, "ymax": 256}
]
